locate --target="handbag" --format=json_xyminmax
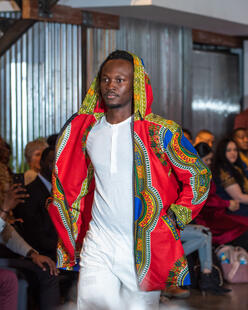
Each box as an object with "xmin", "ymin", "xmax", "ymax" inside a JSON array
[{"xmin": 216, "ymin": 245, "xmax": 248, "ymax": 283}]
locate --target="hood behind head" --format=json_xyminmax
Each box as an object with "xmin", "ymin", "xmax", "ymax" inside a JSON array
[{"xmin": 78, "ymin": 52, "xmax": 153, "ymax": 119}]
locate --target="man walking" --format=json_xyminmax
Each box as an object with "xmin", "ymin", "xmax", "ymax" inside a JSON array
[{"xmin": 49, "ymin": 50, "xmax": 211, "ymax": 309}]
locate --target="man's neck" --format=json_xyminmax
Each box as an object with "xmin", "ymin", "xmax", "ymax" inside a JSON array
[{"xmin": 106, "ymin": 107, "xmax": 132, "ymax": 124}]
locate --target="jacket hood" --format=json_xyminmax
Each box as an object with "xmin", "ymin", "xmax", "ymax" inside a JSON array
[{"xmin": 78, "ymin": 52, "xmax": 153, "ymax": 119}]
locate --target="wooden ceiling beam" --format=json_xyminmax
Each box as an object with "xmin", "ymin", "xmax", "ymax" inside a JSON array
[
  {"xmin": 192, "ymin": 29, "xmax": 246, "ymax": 48},
  {"xmin": 22, "ymin": 0, "xmax": 119, "ymax": 29},
  {"xmin": 0, "ymin": 18, "xmax": 35, "ymax": 56}
]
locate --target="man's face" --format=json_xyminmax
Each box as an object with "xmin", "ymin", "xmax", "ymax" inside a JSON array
[
  {"xmin": 233, "ymin": 129, "xmax": 248, "ymax": 152},
  {"xmin": 100, "ymin": 59, "xmax": 133, "ymax": 110},
  {"xmin": 29, "ymin": 148, "xmax": 45, "ymax": 171}
]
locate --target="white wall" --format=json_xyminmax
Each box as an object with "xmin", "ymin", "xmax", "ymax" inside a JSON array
[
  {"xmin": 153, "ymin": 0, "xmax": 248, "ymax": 25},
  {"xmin": 59, "ymin": 0, "xmax": 248, "ymax": 26}
]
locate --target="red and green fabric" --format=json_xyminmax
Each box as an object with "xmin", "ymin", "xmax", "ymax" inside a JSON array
[{"xmin": 48, "ymin": 52, "xmax": 211, "ymax": 291}]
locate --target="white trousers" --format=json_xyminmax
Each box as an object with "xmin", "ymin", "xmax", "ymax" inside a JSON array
[{"xmin": 77, "ymin": 232, "xmax": 160, "ymax": 310}]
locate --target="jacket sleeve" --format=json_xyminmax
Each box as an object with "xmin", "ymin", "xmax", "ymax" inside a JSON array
[
  {"xmin": 165, "ymin": 125, "xmax": 211, "ymax": 230},
  {"xmin": 48, "ymin": 172, "xmax": 76, "ymax": 269}
]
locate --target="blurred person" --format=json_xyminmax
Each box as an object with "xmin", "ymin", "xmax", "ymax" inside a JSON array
[
  {"xmin": 195, "ymin": 141, "xmax": 248, "ymax": 247},
  {"xmin": 0, "ymin": 183, "xmax": 60, "ymax": 310},
  {"xmin": 0, "ymin": 182, "xmax": 25, "ymax": 310},
  {"xmin": 49, "ymin": 50, "xmax": 211, "ymax": 310},
  {"xmin": 0, "ymin": 137, "xmax": 12, "ymax": 197},
  {"xmin": 14, "ymin": 146, "xmax": 57, "ymax": 260},
  {"xmin": 180, "ymin": 224, "xmax": 231, "ymax": 295},
  {"xmin": 15, "ymin": 146, "xmax": 78, "ymax": 305},
  {"xmin": 24, "ymin": 139, "xmax": 48, "ymax": 185},
  {"xmin": 0, "ymin": 137, "xmax": 11, "ymax": 168},
  {"xmin": 182, "ymin": 128, "xmax": 193, "ymax": 144},
  {"xmin": 194, "ymin": 129, "xmax": 215, "ymax": 148},
  {"xmin": 212, "ymin": 138, "xmax": 248, "ymax": 217},
  {"xmin": 232, "ymin": 127, "xmax": 248, "ymax": 176}
]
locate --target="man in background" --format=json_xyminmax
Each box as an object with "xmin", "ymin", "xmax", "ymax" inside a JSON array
[{"xmin": 194, "ymin": 129, "xmax": 215, "ymax": 148}]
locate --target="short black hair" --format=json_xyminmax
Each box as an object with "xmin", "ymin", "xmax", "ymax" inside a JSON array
[
  {"xmin": 97, "ymin": 50, "xmax": 134, "ymax": 86},
  {"xmin": 195, "ymin": 142, "xmax": 212, "ymax": 158},
  {"xmin": 232, "ymin": 127, "xmax": 247, "ymax": 138},
  {"xmin": 40, "ymin": 146, "xmax": 55, "ymax": 163},
  {"xmin": 47, "ymin": 134, "xmax": 58, "ymax": 147}
]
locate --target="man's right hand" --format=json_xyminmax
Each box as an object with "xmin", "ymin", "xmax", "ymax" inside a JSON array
[
  {"xmin": 30, "ymin": 252, "xmax": 59, "ymax": 276},
  {"xmin": 1, "ymin": 184, "xmax": 29, "ymax": 213}
]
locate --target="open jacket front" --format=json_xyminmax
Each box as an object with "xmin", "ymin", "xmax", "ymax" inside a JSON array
[{"xmin": 48, "ymin": 53, "xmax": 211, "ymax": 291}]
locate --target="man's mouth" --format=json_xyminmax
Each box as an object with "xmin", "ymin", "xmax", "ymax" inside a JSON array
[{"xmin": 104, "ymin": 92, "xmax": 118, "ymax": 99}]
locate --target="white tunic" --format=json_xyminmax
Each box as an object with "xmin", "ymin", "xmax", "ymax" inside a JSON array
[
  {"xmin": 85, "ymin": 115, "xmax": 134, "ymax": 249},
  {"xmin": 78, "ymin": 115, "xmax": 160, "ymax": 310}
]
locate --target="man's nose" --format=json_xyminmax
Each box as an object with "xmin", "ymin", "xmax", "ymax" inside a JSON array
[{"xmin": 106, "ymin": 79, "xmax": 116, "ymax": 89}]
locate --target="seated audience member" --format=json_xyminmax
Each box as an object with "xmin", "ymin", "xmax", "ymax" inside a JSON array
[
  {"xmin": 212, "ymin": 138, "xmax": 248, "ymax": 217},
  {"xmin": 232, "ymin": 128, "xmax": 248, "ymax": 176},
  {"xmin": 162, "ymin": 220, "xmax": 230, "ymax": 297},
  {"xmin": 15, "ymin": 146, "xmax": 78, "ymax": 304},
  {"xmin": 0, "ymin": 136, "xmax": 12, "ymax": 191},
  {"xmin": 0, "ymin": 184, "xmax": 23, "ymax": 310},
  {"xmin": 183, "ymin": 128, "xmax": 193, "ymax": 144},
  {"xmin": 14, "ymin": 146, "xmax": 57, "ymax": 261},
  {"xmin": 181, "ymin": 224, "xmax": 230, "ymax": 295},
  {"xmin": 234, "ymin": 108, "xmax": 248, "ymax": 130},
  {"xmin": 0, "ymin": 184, "xmax": 59, "ymax": 310},
  {"xmin": 194, "ymin": 129, "xmax": 215, "ymax": 148},
  {"xmin": 24, "ymin": 139, "xmax": 48, "ymax": 185},
  {"xmin": 195, "ymin": 142, "xmax": 248, "ymax": 251}
]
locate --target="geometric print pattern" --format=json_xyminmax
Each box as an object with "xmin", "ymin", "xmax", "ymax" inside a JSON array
[
  {"xmin": 161, "ymin": 215, "xmax": 180, "ymax": 241},
  {"xmin": 167, "ymin": 256, "xmax": 191, "ymax": 287},
  {"xmin": 134, "ymin": 132, "xmax": 163, "ymax": 284}
]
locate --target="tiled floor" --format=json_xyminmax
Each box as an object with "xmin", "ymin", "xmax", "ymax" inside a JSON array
[{"xmin": 159, "ymin": 284, "xmax": 248, "ymax": 310}]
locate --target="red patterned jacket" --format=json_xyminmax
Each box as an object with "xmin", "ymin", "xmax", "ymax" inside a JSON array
[{"xmin": 48, "ymin": 53, "xmax": 211, "ymax": 291}]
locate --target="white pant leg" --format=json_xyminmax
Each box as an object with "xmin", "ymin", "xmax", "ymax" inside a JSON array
[
  {"xmin": 121, "ymin": 289, "xmax": 161, "ymax": 310},
  {"xmin": 78, "ymin": 232, "xmax": 160, "ymax": 310},
  {"xmin": 113, "ymin": 243, "xmax": 161, "ymax": 310},
  {"xmin": 77, "ymin": 231, "xmax": 123, "ymax": 310},
  {"xmin": 77, "ymin": 263, "xmax": 122, "ymax": 310}
]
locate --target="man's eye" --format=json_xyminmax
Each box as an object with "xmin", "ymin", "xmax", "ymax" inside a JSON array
[
  {"xmin": 101, "ymin": 78, "xmax": 109, "ymax": 83},
  {"xmin": 117, "ymin": 79, "xmax": 124, "ymax": 83}
]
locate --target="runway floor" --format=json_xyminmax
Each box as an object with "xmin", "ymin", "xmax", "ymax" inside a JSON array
[{"xmin": 160, "ymin": 283, "xmax": 248, "ymax": 310}]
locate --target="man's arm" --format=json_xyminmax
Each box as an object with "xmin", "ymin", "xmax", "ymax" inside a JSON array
[{"xmin": 165, "ymin": 126, "xmax": 211, "ymax": 229}]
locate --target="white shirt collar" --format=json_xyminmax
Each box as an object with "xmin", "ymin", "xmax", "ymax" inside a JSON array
[{"xmin": 38, "ymin": 174, "xmax": 52, "ymax": 193}]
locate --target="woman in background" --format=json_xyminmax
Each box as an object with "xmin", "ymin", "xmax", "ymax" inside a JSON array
[
  {"xmin": 213, "ymin": 138, "xmax": 248, "ymax": 217},
  {"xmin": 195, "ymin": 142, "xmax": 248, "ymax": 250}
]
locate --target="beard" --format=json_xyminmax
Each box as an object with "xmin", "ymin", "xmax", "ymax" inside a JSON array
[{"xmin": 104, "ymin": 102, "xmax": 125, "ymax": 109}]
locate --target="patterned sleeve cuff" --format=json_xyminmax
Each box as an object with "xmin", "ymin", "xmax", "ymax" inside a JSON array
[{"xmin": 169, "ymin": 204, "xmax": 193, "ymax": 230}]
